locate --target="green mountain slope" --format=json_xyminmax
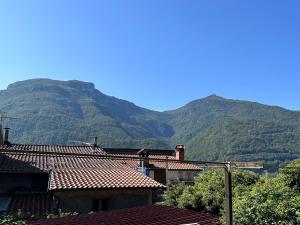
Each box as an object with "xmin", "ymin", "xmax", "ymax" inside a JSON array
[
  {"xmin": 166, "ymin": 95, "xmax": 300, "ymax": 162},
  {"xmin": 0, "ymin": 79, "xmax": 173, "ymax": 148},
  {"xmin": 188, "ymin": 118, "xmax": 300, "ymax": 162},
  {"xmin": 1, "ymin": 79, "xmax": 300, "ymax": 163}
]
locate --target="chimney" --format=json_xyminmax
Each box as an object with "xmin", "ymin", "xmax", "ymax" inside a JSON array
[
  {"xmin": 0, "ymin": 126, "xmax": 3, "ymax": 145},
  {"xmin": 137, "ymin": 149, "xmax": 149, "ymax": 167},
  {"xmin": 93, "ymin": 136, "xmax": 98, "ymax": 147},
  {"xmin": 175, "ymin": 144, "xmax": 185, "ymax": 161},
  {"xmin": 4, "ymin": 128, "xmax": 10, "ymax": 143}
]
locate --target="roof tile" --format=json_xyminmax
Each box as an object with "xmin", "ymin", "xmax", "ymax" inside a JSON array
[
  {"xmin": 28, "ymin": 205, "xmax": 220, "ymax": 225},
  {"xmin": 8, "ymin": 193, "xmax": 50, "ymax": 216},
  {"xmin": 50, "ymin": 168, "xmax": 165, "ymax": 190}
]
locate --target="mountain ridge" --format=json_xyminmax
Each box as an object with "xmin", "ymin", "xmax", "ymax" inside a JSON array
[{"xmin": 1, "ymin": 78, "xmax": 300, "ymax": 163}]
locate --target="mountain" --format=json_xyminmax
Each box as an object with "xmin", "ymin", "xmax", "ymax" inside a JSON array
[
  {"xmin": 0, "ymin": 79, "xmax": 173, "ymax": 148},
  {"xmin": 167, "ymin": 95, "xmax": 300, "ymax": 162},
  {"xmin": 1, "ymin": 79, "xmax": 300, "ymax": 163}
]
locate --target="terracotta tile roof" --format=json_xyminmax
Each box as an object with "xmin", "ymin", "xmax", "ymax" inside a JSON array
[
  {"xmin": 7, "ymin": 193, "xmax": 50, "ymax": 216},
  {"xmin": 115, "ymin": 155, "xmax": 202, "ymax": 171},
  {"xmin": 0, "ymin": 152, "xmax": 165, "ymax": 190},
  {"xmin": 0, "ymin": 143, "xmax": 197, "ymax": 190},
  {"xmin": 0, "ymin": 147, "xmax": 201, "ymax": 173},
  {"xmin": 1, "ymin": 144, "xmax": 106, "ymax": 155},
  {"xmin": 119, "ymin": 159, "xmax": 202, "ymax": 171},
  {"xmin": 0, "ymin": 153, "xmax": 47, "ymax": 173},
  {"xmin": 103, "ymin": 148, "xmax": 175, "ymax": 156},
  {"xmin": 0, "ymin": 152, "xmax": 127, "ymax": 173},
  {"xmin": 152, "ymin": 160, "xmax": 202, "ymax": 171},
  {"xmin": 49, "ymin": 168, "xmax": 165, "ymax": 190},
  {"xmin": 107, "ymin": 153, "xmax": 176, "ymax": 160},
  {"xmin": 28, "ymin": 205, "xmax": 220, "ymax": 225},
  {"xmin": 150, "ymin": 155, "xmax": 176, "ymax": 159}
]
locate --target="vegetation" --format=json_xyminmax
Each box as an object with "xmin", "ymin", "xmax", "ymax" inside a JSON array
[
  {"xmin": 1, "ymin": 79, "xmax": 300, "ymax": 163},
  {"xmin": 167, "ymin": 95, "xmax": 300, "ymax": 163},
  {"xmin": 0, "ymin": 209, "xmax": 79, "ymax": 224},
  {"xmin": 163, "ymin": 160, "xmax": 300, "ymax": 224},
  {"xmin": 0, "ymin": 213, "xmax": 26, "ymax": 225},
  {"xmin": 163, "ymin": 169, "xmax": 258, "ymax": 215},
  {"xmin": 163, "ymin": 183, "xmax": 186, "ymax": 207},
  {"xmin": 0, "ymin": 79, "xmax": 173, "ymax": 149},
  {"xmin": 233, "ymin": 174, "xmax": 300, "ymax": 225},
  {"xmin": 233, "ymin": 159, "xmax": 300, "ymax": 225}
]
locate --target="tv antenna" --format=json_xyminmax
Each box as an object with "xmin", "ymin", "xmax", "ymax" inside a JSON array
[
  {"xmin": 68, "ymin": 136, "xmax": 99, "ymax": 147},
  {"xmin": 0, "ymin": 110, "xmax": 20, "ymax": 125},
  {"xmin": 0, "ymin": 111, "xmax": 20, "ymax": 145}
]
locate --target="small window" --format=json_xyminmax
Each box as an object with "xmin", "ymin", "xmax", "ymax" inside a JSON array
[
  {"xmin": 92, "ymin": 199, "xmax": 99, "ymax": 212},
  {"xmin": 186, "ymin": 171, "xmax": 193, "ymax": 181},
  {"xmin": 178, "ymin": 171, "xmax": 183, "ymax": 181},
  {"xmin": 101, "ymin": 199, "xmax": 108, "ymax": 211},
  {"xmin": 0, "ymin": 197, "xmax": 11, "ymax": 212}
]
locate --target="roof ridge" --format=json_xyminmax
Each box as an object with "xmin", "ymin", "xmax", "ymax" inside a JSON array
[
  {"xmin": 53, "ymin": 166, "xmax": 135, "ymax": 171},
  {"xmin": 11, "ymin": 143, "xmax": 103, "ymax": 148}
]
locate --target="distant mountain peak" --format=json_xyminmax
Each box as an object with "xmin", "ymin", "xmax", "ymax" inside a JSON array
[
  {"xmin": 203, "ymin": 94, "xmax": 224, "ymax": 100},
  {"xmin": 6, "ymin": 78, "xmax": 96, "ymax": 91}
]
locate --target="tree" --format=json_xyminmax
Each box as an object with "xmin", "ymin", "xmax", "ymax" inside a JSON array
[
  {"xmin": 175, "ymin": 169, "xmax": 258, "ymax": 215},
  {"xmin": 279, "ymin": 159, "xmax": 300, "ymax": 192},
  {"xmin": 233, "ymin": 174, "xmax": 300, "ymax": 225},
  {"xmin": 0, "ymin": 214, "xmax": 26, "ymax": 225},
  {"xmin": 163, "ymin": 183, "xmax": 186, "ymax": 207},
  {"xmin": 179, "ymin": 169, "xmax": 224, "ymax": 214}
]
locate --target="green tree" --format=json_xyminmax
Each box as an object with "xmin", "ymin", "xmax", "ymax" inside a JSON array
[
  {"xmin": 0, "ymin": 214, "xmax": 26, "ymax": 225},
  {"xmin": 180, "ymin": 169, "xmax": 224, "ymax": 214},
  {"xmin": 163, "ymin": 183, "xmax": 186, "ymax": 207},
  {"xmin": 233, "ymin": 174, "xmax": 300, "ymax": 225},
  {"xmin": 279, "ymin": 159, "xmax": 300, "ymax": 192},
  {"xmin": 175, "ymin": 169, "xmax": 258, "ymax": 215}
]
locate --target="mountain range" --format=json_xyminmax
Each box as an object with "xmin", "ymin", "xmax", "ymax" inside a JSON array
[{"xmin": 1, "ymin": 78, "xmax": 300, "ymax": 163}]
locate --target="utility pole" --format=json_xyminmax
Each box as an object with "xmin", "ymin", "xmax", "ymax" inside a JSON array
[
  {"xmin": 165, "ymin": 156, "xmax": 169, "ymax": 186},
  {"xmin": 197, "ymin": 161, "xmax": 262, "ymax": 225},
  {"xmin": 224, "ymin": 162, "xmax": 233, "ymax": 225}
]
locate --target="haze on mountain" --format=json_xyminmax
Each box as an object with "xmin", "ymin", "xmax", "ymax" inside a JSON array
[{"xmin": 1, "ymin": 78, "xmax": 300, "ymax": 164}]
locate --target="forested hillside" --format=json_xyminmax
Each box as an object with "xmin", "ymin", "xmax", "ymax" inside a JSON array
[
  {"xmin": 0, "ymin": 79, "xmax": 172, "ymax": 148},
  {"xmin": 167, "ymin": 95, "xmax": 300, "ymax": 162},
  {"xmin": 1, "ymin": 79, "xmax": 300, "ymax": 163}
]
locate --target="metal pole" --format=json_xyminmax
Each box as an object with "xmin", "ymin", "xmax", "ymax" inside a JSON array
[
  {"xmin": 165, "ymin": 156, "xmax": 169, "ymax": 186},
  {"xmin": 0, "ymin": 123, "xmax": 3, "ymax": 145},
  {"xmin": 224, "ymin": 162, "xmax": 233, "ymax": 225}
]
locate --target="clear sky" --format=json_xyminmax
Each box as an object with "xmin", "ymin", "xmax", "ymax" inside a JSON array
[{"xmin": 0, "ymin": 0, "xmax": 299, "ymax": 112}]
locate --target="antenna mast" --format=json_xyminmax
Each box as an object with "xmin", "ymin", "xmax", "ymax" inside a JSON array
[{"xmin": 0, "ymin": 110, "xmax": 20, "ymax": 145}]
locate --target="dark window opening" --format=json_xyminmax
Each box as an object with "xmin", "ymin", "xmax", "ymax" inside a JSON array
[
  {"xmin": 101, "ymin": 199, "xmax": 108, "ymax": 211},
  {"xmin": 92, "ymin": 199, "xmax": 99, "ymax": 212}
]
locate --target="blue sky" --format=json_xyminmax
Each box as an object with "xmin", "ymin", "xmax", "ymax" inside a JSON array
[{"xmin": 0, "ymin": 0, "xmax": 299, "ymax": 111}]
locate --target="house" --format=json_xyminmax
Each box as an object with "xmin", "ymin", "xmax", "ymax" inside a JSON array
[
  {"xmin": 28, "ymin": 205, "xmax": 220, "ymax": 225},
  {"xmin": 0, "ymin": 143, "xmax": 164, "ymax": 215},
  {"xmin": 104, "ymin": 144, "xmax": 202, "ymax": 185},
  {"xmin": 0, "ymin": 128, "xmax": 201, "ymax": 216}
]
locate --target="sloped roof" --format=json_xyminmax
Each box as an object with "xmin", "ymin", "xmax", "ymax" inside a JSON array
[
  {"xmin": 119, "ymin": 158, "xmax": 202, "ymax": 171},
  {"xmin": 0, "ymin": 152, "xmax": 126, "ymax": 173},
  {"xmin": 0, "ymin": 144, "xmax": 106, "ymax": 155},
  {"xmin": 28, "ymin": 205, "xmax": 220, "ymax": 225},
  {"xmin": 0, "ymin": 145, "xmax": 165, "ymax": 190},
  {"xmin": 103, "ymin": 147, "xmax": 175, "ymax": 156},
  {"xmin": 1, "ymin": 144, "xmax": 202, "ymax": 172},
  {"xmin": 7, "ymin": 193, "xmax": 50, "ymax": 216},
  {"xmin": 114, "ymin": 154, "xmax": 202, "ymax": 171},
  {"xmin": 50, "ymin": 168, "xmax": 165, "ymax": 190}
]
